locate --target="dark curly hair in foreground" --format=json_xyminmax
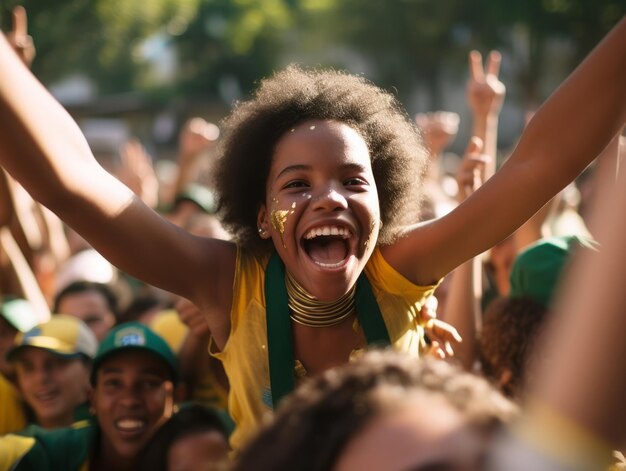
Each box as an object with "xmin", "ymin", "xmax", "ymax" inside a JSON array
[
  {"xmin": 233, "ymin": 350, "xmax": 518, "ymax": 471},
  {"xmin": 213, "ymin": 65, "xmax": 428, "ymax": 253}
]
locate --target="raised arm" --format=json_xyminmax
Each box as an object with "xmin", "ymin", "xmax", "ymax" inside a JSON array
[
  {"xmin": 384, "ymin": 18, "xmax": 626, "ymax": 285},
  {"xmin": 466, "ymin": 50, "xmax": 505, "ymax": 178},
  {"xmin": 0, "ymin": 33, "xmax": 235, "ymax": 342},
  {"xmin": 486, "ymin": 130, "xmax": 626, "ymax": 470}
]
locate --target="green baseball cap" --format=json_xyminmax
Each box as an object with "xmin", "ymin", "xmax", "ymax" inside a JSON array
[
  {"xmin": 0, "ymin": 297, "xmax": 39, "ymax": 333},
  {"xmin": 91, "ymin": 322, "xmax": 179, "ymax": 385},
  {"xmin": 173, "ymin": 184, "xmax": 217, "ymax": 214},
  {"xmin": 509, "ymin": 235, "xmax": 598, "ymax": 308}
]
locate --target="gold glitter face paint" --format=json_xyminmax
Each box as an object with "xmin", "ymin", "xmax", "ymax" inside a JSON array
[{"xmin": 270, "ymin": 200, "xmax": 296, "ymax": 248}]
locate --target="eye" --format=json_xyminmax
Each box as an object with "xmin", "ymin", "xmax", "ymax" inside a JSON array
[
  {"xmin": 18, "ymin": 362, "xmax": 34, "ymax": 373},
  {"xmin": 103, "ymin": 378, "xmax": 122, "ymax": 389},
  {"xmin": 344, "ymin": 177, "xmax": 368, "ymax": 187},
  {"xmin": 283, "ymin": 180, "xmax": 308, "ymax": 190},
  {"xmin": 140, "ymin": 378, "xmax": 163, "ymax": 390},
  {"xmin": 284, "ymin": 180, "xmax": 307, "ymax": 189}
]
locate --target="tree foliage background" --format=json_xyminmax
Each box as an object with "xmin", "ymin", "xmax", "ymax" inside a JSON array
[{"xmin": 1, "ymin": 0, "xmax": 623, "ymax": 110}]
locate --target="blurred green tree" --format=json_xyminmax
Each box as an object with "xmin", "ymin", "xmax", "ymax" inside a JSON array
[
  {"xmin": 1, "ymin": 0, "xmax": 200, "ymax": 94},
  {"xmin": 170, "ymin": 0, "xmax": 293, "ymax": 102}
]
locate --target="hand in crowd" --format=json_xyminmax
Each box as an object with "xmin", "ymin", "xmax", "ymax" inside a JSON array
[
  {"xmin": 118, "ymin": 139, "xmax": 160, "ymax": 209},
  {"xmin": 466, "ymin": 50, "xmax": 505, "ymax": 118},
  {"xmin": 175, "ymin": 297, "xmax": 211, "ymax": 339},
  {"xmin": 420, "ymin": 295, "xmax": 462, "ymax": 359},
  {"xmin": 6, "ymin": 6, "xmax": 35, "ymax": 67},
  {"xmin": 415, "ymin": 111, "xmax": 459, "ymax": 158},
  {"xmin": 177, "ymin": 117, "xmax": 220, "ymax": 166},
  {"xmin": 455, "ymin": 136, "xmax": 490, "ymax": 202}
]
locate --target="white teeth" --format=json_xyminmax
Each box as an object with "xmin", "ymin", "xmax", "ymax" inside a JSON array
[
  {"xmin": 35, "ymin": 391, "xmax": 58, "ymax": 402},
  {"xmin": 116, "ymin": 419, "xmax": 145, "ymax": 431},
  {"xmin": 304, "ymin": 226, "xmax": 351, "ymax": 240},
  {"xmin": 314, "ymin": 260, "xmax": 344, "ymax": 268}
]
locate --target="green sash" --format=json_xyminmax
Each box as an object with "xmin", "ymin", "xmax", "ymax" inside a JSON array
[{"xmin": 265, "ymin": 252, "xmax": 390, "ymax": 409}]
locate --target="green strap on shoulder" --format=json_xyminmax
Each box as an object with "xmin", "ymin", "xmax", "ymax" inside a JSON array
[
  {"xmin": 265, "ymin": 252, "xmax": 296, "ymax": 410},
  {"xmin": 265, "ymin": 252, "xmax": 390, "ymax": 409}
]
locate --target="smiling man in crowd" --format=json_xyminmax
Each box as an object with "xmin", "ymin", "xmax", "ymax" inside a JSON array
[{"xmin": 0, "ymin": 322, "xmax": 178, "ymax": 471}]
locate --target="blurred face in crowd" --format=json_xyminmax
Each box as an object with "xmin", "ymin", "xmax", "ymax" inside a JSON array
[
  {"xmin": 167, "ymin": 430, "xmax": 230, "ymax": 471},
  {"xmin": 0, "ymin": 317, "xmax": 18, "ymax": 376},
  {"xmin": 92, "ymin": 350, "xmax": 175, "ymax": 465},
  {"xmin": 56, "ymin": 289, "xmax": 116, "ymax": 342},
  {"xmin": 13, "ymin": 347, "xmax": 91, "ymax": 428},
  {"xmin": 333, "ymin": 394, "xmax": 490, "ymax": 471}
]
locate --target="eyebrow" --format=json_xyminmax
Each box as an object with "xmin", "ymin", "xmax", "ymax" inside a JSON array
[{"xmin": 275, "ymin": 162, "xmax": 369, "ymax": 180}]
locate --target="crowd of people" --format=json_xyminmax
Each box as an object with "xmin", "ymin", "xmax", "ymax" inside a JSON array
[{"xmin": 0, "ymin": 5, "xmax": 624, "ymax": 470}]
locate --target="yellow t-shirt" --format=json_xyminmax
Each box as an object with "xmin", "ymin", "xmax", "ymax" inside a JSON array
[
  {"xmin": 214, "ymin": 247, "xmax": 439, "ymax": 450},
  {"xmin": 0, "ymin": 373, "xmax": 26, "ymax": 435}
]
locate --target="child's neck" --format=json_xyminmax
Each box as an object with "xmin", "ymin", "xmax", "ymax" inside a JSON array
[{"xmin": 291, "ymin": 314, "xmax": 365, "ymax": 377}]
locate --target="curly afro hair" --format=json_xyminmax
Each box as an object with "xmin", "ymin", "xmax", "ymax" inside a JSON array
[
  {"xmin": 233, "ymin": 350, "xmax": 518, "ymax": 471},
  {"xmin": 213, "ymin": 65, "xmax": 428, "ymax": 254}
]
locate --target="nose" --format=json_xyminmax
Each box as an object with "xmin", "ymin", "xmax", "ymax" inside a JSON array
[
  {"xmin": 32, "ymin": 364, "xmax": 52, "ymax": 385},
  {"xmin": 311, "ymin": 184, "xmax": 348, "ymax": 212},
  {"xmin": 117, "ymin": 384, "xmax": 143, "ymax": 408}
]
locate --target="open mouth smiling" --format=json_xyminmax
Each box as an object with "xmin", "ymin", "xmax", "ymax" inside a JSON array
[
  {"xmin": 33, "ymin": 389, "xmax": 60, "ymax": 405},
  {"xmin": 114, "ymin": 417, "xmax": 147, "ymax": 438},
  {"xmin": 301, "ymin": 225, "xmax": 354, "ymax": 268}
]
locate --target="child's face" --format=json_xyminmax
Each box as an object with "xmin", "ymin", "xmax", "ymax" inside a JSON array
[{"xmin": 258, "ymin": 119, "xmax": 380, "ymax": 301}]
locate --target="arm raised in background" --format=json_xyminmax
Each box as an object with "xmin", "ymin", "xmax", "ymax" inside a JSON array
[
  {"xmin": 383, "ymin": 18, "xmax": 626, "ymax": 286},
  {"xmin": 0, "ymin": 33, "xmax": 235, "ymax": 347},
  {"xmin": 466, "ymin": 49, "xmax": 505, "ymax": 178},
  {"xmin": 486, "ymin": 128, "xmax": 626, "ymax": 470},
  {"xmin": 440, "ymin": 137, "xmax": 490, "ymax": 370}
]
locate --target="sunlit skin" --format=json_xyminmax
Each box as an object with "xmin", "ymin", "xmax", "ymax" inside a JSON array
[
  {"xmin": 257, "ymin": 120, "xmax": 381, "ymax": 375},
  {"xmin": 56, "ymin": 290, "xmax": 116, "ymax": 342},
  {"xmin": 90, "ymin": 350, "xmax": 175, "ymax": 471},
  {"xmin": 167, "ymin": 431, "xmax": 230, "ymax": 471},
  {"xmin": 13, "ymin": 347, "xmax": 90, "ymax": 429},
  {"xmin": 333, "ymin": 395, "xmax": 489, "ymax": 471},
  {"xmin": 258, "ymin": 119, "xmax": 381, "ymax": 303}
]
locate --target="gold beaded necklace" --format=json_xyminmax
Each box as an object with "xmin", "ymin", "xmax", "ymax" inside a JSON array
[{"xmin": 285, "ymin": 272, "xmax": 356, "ymax": 327}]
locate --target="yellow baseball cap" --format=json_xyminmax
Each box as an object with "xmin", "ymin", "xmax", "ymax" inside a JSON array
[{"xmin": 8, "ymin": 314, "xmax": 98, "ymax": 361}]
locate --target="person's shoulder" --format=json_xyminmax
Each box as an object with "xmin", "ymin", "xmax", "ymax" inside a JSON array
[{"xmin": 11, "ymin": 420, "xmax": 95, "ymax": 470}]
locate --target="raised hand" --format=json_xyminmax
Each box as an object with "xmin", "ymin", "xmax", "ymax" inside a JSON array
[
  {"xmin": 466, "ymin": 50, "xmax": 505, "ymax": 118},
  {"xmin": 415, "ymin": 111, "xmax": 460, "ymax": 158},
  {"xmin": 176, "ymin": 297, "xmax": 211, "ymax": 339},
  {"xmin": 6, "ymin": 6, "xmax": 35, "ymax": 67},
  {"xmin": 455, "ymin": 137, "xmax": 490, "ymax": 202},
  {"xmin": 178, "ymin": 117, "xmax": 220, "ymax": 165}
]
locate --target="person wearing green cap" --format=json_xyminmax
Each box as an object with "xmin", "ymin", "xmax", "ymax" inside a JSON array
[
  {"xmin": 479, "ymin": 235, "xmax": 596, "ymax": 398},
  {"xmin": 0, "ymin": 322, "xmax": 179, "ymax": 471}
]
